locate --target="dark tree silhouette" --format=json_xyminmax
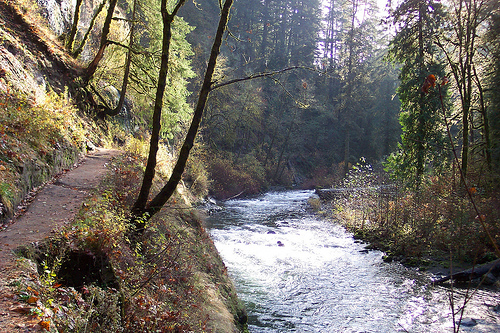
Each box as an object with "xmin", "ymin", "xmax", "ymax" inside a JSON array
[{"xmin": 132, "ymin": 0, "xmax": 234, "ymax": 224}]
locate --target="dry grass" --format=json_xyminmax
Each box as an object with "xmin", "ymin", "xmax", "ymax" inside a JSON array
[{"xmin": 0, "ymin": 90, "xmax": 91, "ymax": 221}]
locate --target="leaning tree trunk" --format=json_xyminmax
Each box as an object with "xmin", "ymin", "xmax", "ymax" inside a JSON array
[
  {"xmin": 136, "ymin": 0, "xmax": 234, "ymax": 221},
  {"xmin": 66, "ymin": 0, "xmax": 83, "ymax": 52},
  {"xmin": 73, "ymin": 0, "xmax": 107, "ymax": 58},
  {"xmin": 132, "ymin": 0, "xmax": 187, "ymax": 214},
  {"xmin": 84, "ymin": 0, "xmax": 118, "ymax": 83},
  {"xmin": 433, "ymin": 259, "xmax": 500, "ymax": 284}
]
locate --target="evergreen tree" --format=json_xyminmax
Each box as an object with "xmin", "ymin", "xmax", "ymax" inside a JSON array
[
  {"xmin": 180, "ymin": 0, "xmax": 401, "ymax": 188},
  {"xmin": 386, "ymin": 0, "xmax": 448, "ymax": 187}
]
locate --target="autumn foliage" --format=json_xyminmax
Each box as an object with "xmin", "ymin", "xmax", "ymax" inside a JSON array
[
  {"xmin": 323, "ymin": 160, "xmax": 500, "ymax": 267},
  {"xmin": 421, "ymin": 74, "xmax": 436, "ymax": 93},
  {"xmin": 9, "ymin": 153, "xmax": 246, "ymax": 332}
]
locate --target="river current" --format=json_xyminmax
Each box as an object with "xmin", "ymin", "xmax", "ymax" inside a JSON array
[{"xmin": 205, "ymin": 190, "xmax": 500, "ymax": 333}]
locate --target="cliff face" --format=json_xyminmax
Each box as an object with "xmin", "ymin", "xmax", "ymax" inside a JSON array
[
  {"xmin": 36, "ymin": 0, "xmax": 75, "ymax": 36},
  {"xmin": 35, "ymin": 0, "xmax": 129, "ymax": 61},
  {"xmin": 0, "ymin": 0, "xmax": 78, "ymax": 100}
]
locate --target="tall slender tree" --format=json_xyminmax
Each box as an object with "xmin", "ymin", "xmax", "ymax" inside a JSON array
[
  {"xmin": 107, "ymin": 0, "xmax": 137, "ymax": 117},
  {"xmin": 133, "ymin": 0, "xmax": 235, "ymax": 221},
  {"xmin": 485, "ymin": 0, "xmax": 500, "ymax": 171},
  {"xmin": 66, "ymin": 0, "xmax": 84, "ymax": 52},
  {"xmin": 132, "ymin": 0, "xmax": 188, "ymax": 215},
  {"xmin": 435, "ymin": 0, "xmax": 492, "ymax": 175},
  {"xmin": 84, "ymin": 0, "xmax": 119, "ymax": 83},
  {"xmin": 386, "ymin": 0, "xmax": 448, "ymax": 187},
  {"xmin": 71, "ymin": 0, "xmax": 107, "ymax": 58}
]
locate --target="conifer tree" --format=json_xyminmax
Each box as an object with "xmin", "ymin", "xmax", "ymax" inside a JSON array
[{"xmin": 386, "ymin": 0, "xmax": 448, "ymax": 187}]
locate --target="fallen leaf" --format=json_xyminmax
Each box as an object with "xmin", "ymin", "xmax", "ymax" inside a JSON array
[
  {"xmin": 26, "ymin": 286, "xmax": 39, "ymax": 296},
  {"xmin": 26, "ymin": 296, "xmax": 38, "ymax": 304},
  {"xmin": 38, "ymin": 320, "xmax": 50, "ymax": 331}
]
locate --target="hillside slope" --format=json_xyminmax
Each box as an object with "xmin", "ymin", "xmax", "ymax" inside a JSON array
[
  {"xmin": 0, "ymin": 1, "xmax": 248, "ymax": 332},
  {"xmin": 0, "ymin": 0, "xmax": 79, "ymax": 99},
  {"xmin": 0, "ymin": 0, "xmax": 90, "ymax": 224}
]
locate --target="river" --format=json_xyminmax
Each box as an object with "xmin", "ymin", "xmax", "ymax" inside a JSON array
[{"xmin": 205, "ymin": 190, "xmax": 500, "ymax": 333}]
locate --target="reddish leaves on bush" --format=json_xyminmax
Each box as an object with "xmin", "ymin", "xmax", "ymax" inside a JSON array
[
  {"xmin": 421, "ymin": 74, "xmax": 436, "ymax": 93},
  {"xmin": 38, "ymin": 320, "xmax": 50, "ymax": 331}
]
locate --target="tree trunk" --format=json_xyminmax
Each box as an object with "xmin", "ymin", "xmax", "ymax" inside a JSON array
[
  {"xmin": 139, "ymin": 0, "xmax": 234, "ymax": 220},
  {"xmin": 259, "ymin": 0, "xmax": 270, "ymax": 69},
  {"xmin": 66, "ymin": 0, "xmax": 83, "ymax": 52},
  {"xmin": 84, "ymin": 0, "xmax": 118, "ymax": 83},
  {"xmin": 107, "ymin": 0, "xmax": 137, "ymax": 117},
  {"xmin": 433, "ymin": 259, "xmax": 500, "ymax": 284},
  {"xmin": 343, "ymin": 130, "xmax": 350, "ymax": 176},
  {"xmin": 473, "ymin": 65, "xmax": 492, "ymax": 170},
  {"xmin": 342, "ymin": 0, "xmax": 357, "ymax": 177},
  {"xmin": 132, "ymin": 0, "xmax": 187, "ymax": 214},
  {"xmin": 273, "ymin": 119, "xmax": 293, "ymax": 179},
  {"xmin": 73, "ymin": 0, "xmax": 107, "ymax": 58}
]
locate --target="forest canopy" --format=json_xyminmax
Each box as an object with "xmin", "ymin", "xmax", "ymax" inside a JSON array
[{"xmin": 62, "ymin": 0, "xmax": 499, "ymax": 199}]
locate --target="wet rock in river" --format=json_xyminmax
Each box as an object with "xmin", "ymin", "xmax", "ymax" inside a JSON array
[
  {"xmin": 459, "ymin": 318, "xmax": 477, "ymax": 327},
  {"xmin": 483, "ymin": 272, "xmax": 498, "ymax": 285}
]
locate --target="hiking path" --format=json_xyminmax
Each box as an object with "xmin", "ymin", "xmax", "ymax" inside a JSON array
[{"xmin": 0, "ymin": 148, "xmax": 121, "ymax": 332}]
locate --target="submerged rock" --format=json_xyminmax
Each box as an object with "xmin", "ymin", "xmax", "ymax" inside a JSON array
[{"xmin": 459, "ymin": 318, "xmax": 477, "ymax": 327}]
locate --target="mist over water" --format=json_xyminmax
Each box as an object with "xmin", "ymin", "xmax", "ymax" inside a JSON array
[{"xmin": 205, "ymin": 191, "xmax": 500, "ymax": 333}]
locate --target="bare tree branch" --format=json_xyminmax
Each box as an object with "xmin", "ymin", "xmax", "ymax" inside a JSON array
[{"xmin": 210, "ymin": 66, "xmax": 320, "ymax": 91}]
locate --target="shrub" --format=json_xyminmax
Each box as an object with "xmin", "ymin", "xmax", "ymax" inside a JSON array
[
  {"xmin": 10, "ymin": 153, "xmax": 246, "ymax": 332},
  {"xmin": 325, "ymin": 159, "xmax": 500, "ymax": 264},
  {"xmin": 208, "ymin": 155, "xmax": 264, "ymax": 199}
]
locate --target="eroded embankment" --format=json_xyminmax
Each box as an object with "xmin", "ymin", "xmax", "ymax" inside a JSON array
[{"xmin": 0, "ymin": 152, "xmax": 247, "ymax": 332}]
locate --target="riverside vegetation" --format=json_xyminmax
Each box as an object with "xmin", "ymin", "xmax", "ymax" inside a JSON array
[
  {"xmin": 1, "ymin": 0, "xmax": 500, "ymax": 331},
  {"xmin": 312, "ymin": 156, "xmax": 500, "ymax": 332},
  {"xmin": 9, "ymin": 151, "xmax": 247, "ymax": 332},
  {"xmin": 313, "ymin": 158, "xmax": 500, "ymax": 275}
]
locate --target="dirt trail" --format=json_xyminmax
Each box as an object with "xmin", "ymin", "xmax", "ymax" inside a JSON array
[{"xmin": 0, "ymin": 148, "xmax": 120, "ymax": 332}]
